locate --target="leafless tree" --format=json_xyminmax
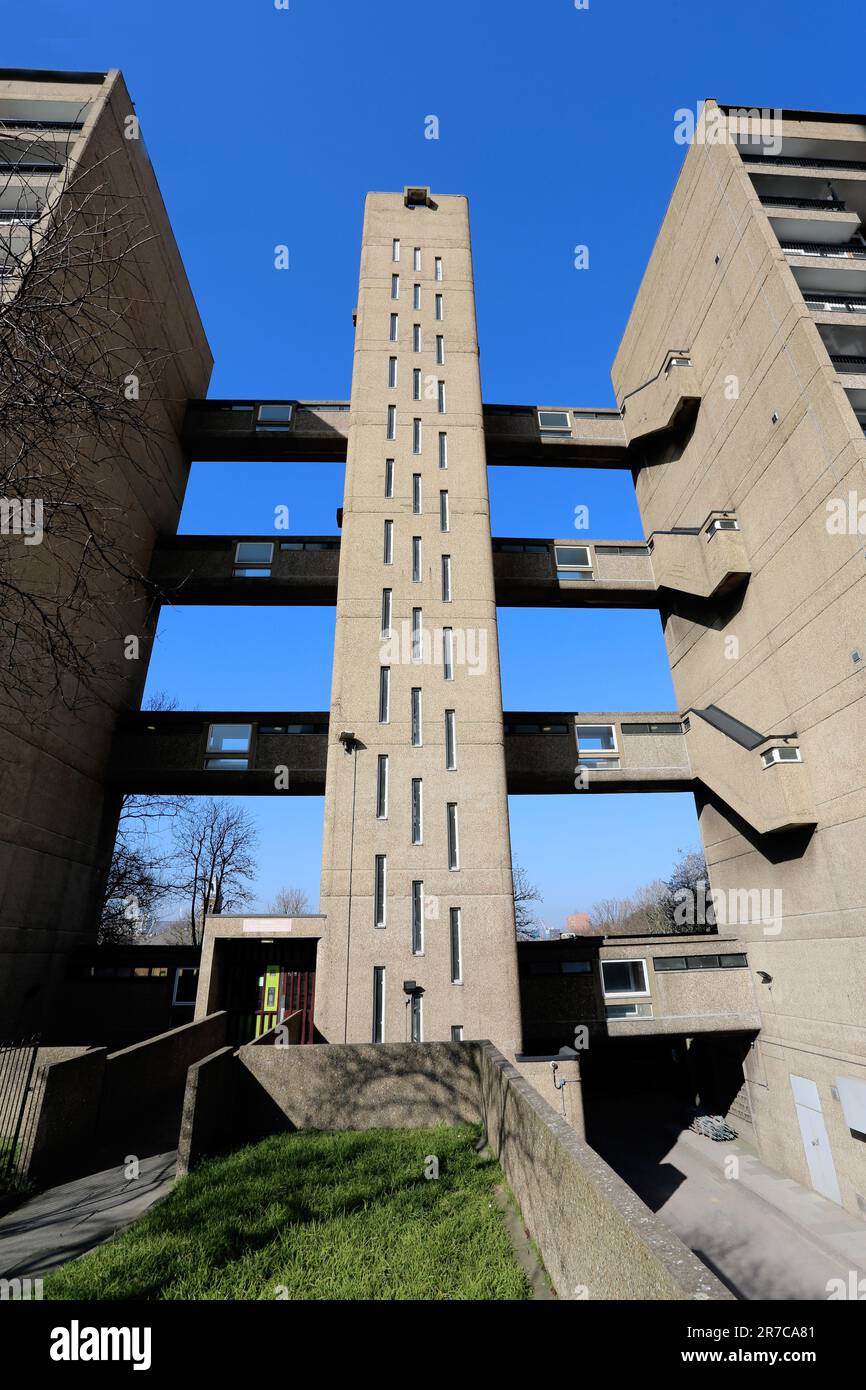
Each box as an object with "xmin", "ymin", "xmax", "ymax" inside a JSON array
[
  {"xmin": 0, "ymin": 123, "xmax": 176, "ymax": 715},
  {"xmin": 171, "ymin": 799, "xmax": 259, "ymax": 946},
  {"xmin": 512, "ymin": 860, "xmax": 543, "ymax": 940},
  {"xmin": 269, "ymin": 885, "xmax": 311, "ymax": 915}
]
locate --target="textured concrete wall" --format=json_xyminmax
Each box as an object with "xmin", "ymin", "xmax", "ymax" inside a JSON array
[
  {"xmin": 176, "ymin": 1046, "xmax": 240, "ymax": 1177},
  {"xmin": 27, "ymin": 1047, "xmax": 108, "ymax": 1182}
]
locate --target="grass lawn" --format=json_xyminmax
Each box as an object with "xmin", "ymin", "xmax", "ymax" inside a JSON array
[{"xmin": 45, "ymin": 1124, "xmax": 534, "ymax": 1300}]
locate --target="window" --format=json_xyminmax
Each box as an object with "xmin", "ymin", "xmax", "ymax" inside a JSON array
[
  {"xmin": 594, "ymin": 544, "xmax": 650, "ymax": 556},
  {"xmin": 435, "ymin": 256, "xmax": 443, "ymax": 281},
  {"xmin": 450, "ymin": 1025, "xmax": 463, "ymax": 1042},
  {"xmin": 374, "ymin": 855, "xmax": 387, "ymax": 928},
  {"xmin": 575, "ymin": 723, "xmax": 620, "ymax": 769},
  {"xmin": 412, "ymin": 880, "xmax": 424, "ymax": 954},
  {"xmin": 412, "ymin": 323, "xmax": 421, "ymax": 352},
  {"xmin": 386, "ymin": 404, "xmax": 396, "ymax": 440},
  {"xmin": 384, "ymin": 458, "xmax": 394, "ymax": 498},
  {"xmin": 391, "ymin": 273, "xmax": 399, "ymax": 299},
  {"xmin": 441, "ymin": 554, "xmax": 452, "ymax": 601},
  {"xmin": 413, "ymin": 283, "xmax": 421, "ymax": 309},
  {"xmin": 707, "ymin": 516, "xmax": 739, "ymax": 534},
  {"xmin": 410, "ymin": 992, "xmax": 423, "ymax": 1043},
  {"xmin": 205, "ymin": 723, "xmax": 252, "ymax": 771},
  {"xmin": 606, "ymin": 1001, "xmax": 653, "ymax": 1020},
  {"xmin": 443, "ymin": 627, "xmax": 454, "ymax": 680},
  {"xmin": 437, "ymin": 381, "xmax": 446, "ymax": 414},
  {"xmin": 621, "ymin": 722, "xmax": 683, "ymax": 736},
  {"xmin": 435, "ymin": 293, "xmax": 443, "ymax": 320},
  {"xmin": 537, "ymin": 409, "xmax": 571, "ymax": 434},
  {"xmin": 388, "ymin": 356, "xmax": 397, "ymax": 388},
  {"xmin": 445, "ymin": 709, "xmax": 456, "ymax": 769},
  {"xmin": 392, "ymin": 238, "xmax": 400, "ymax": 262},
  {"xmin": 601, "ymin": 959, "xmax": 649, "ymax": 997},
  {"xmin": 412, "ymin": 535, "xmax": 422, "ymax": 582},
  {"xmin": 378, "ymin": 667, "xmax": 390, "ymax": 723},
  {"xmin": 438, "ymin": 431, "xmax": 447, "ymax": 469},
  {"xmin": 447, "ymin": 802, "xmax": 459, "ymax": 869},
  {"xmin": 413, "ymin": 247, "xmax": 421, "ymax": 271},
  {"xmin": 233, "ymin": 541, "xmax": 273, "ymax": 578},
  {"xmin": 412, "ymin": 418, "xmax": 422, "ymax": 454},
  {"xmin": 654, "ymin": 953, "xmax": 748, "ymax": 972},
  {"xmin": 381, "ymin": 588, "xmax": 392, "ymax": 638},
  {"xmin": 411, "ymin": 778, "xmax": 423, "ymax": 844},
  {"xmin": 761, "ymin": 745, "xmax": 802, "ymax": 767},
  {"xmin": 436, "ymin": 335, "xmax": 444, "ymax": 365},
  {"xmin": 376, "ymin": 754, "xmax": 388, "ymax": 819},
  {"xmin": 172, "ymin": 967, "xmax": 198, "ymax": 1006},
  {"xmin": 373, "ymin": 967, "xmax": 385, "ymax": 1042},
  {"xmin": 554, "ymin": 545, "xmax": 591, "ymax": 571},
  {"xmin": 413, "ymin": 367, "xmax": 421, "ymax": 400},
  {"xmin": 383, "ymin": 519, "xmax": 393, "ymax": 564},
  {"xmin": 412, "ymin": 473, "xmax": 422, "ymax": 513},
  {"xmin": 389, "ymin": 313, "xmax": 398, "ymax": 342},
  {"xmin": 411, "ymin": 607, "xmax": 423, "ymax": 662},
  {"xmin": 411, "ymin": 687, "xmax": 422, "ymax": 746},
  {"xmin": 256, "ymin": 404, "xmax": 293, "ymax": 432},
  {"xmin": 449, "ymin": 907, "xmax": 462, "ymax": 983},
  {"xmin": 719, "ymin": 953, "xmax": 748, "ymax": 969},
  {"xmin": 439, "ymin": 490, "xmax": 449, "ymax": 532}
]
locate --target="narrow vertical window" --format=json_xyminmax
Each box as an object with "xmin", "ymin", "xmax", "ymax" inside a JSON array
[
  {"xmin": 437, "ymin": 381, "xmax": 446, "ymax": 414},
  {"xmin": 386, "ymin": 404, "xmax": 396, "ymax": 440},
  {"xmin": 435, "ymin": 292, "xmax": 443, "ymax": 320},
  {"xmin": 373, "ymin": 967, "xmax": 385, "ymax": 1041},
  {"xmin": 449, "ymin": 907, "xmax": 462, "ymax": 982},
  {"xmin": 412, "ymin": 535, "xmax": 422, "ymax": 582},
  {"xmin": 447, "ymin": 803, "xmax": 459, "ymax": 870},
  {"xmin": 439, "ymin": 489, "xmax": 449, "ymax": 532},
  {"xmin": 411, "ymin": 880, "xmax": 424, "ymax": 954},
  {"xmin": 389, "ymin": 313, "xmax": 398, "ymax": 342},
  {"xmin": 411, "ymin": 607, "xmax": 423, "ymax": 662},
  {"xmin": 413, "ymin": 247, "xmax": 421, "ymax": 271},
  {"xmin": 378, "ymin": 666, "xmax": 390, "ymax": 723},
  {"xmin": 445, "ymin": 709, "xmax": 457, "ymax": 769},
  {"xmin": 374, "ymin": 855, "xmax": 387, "ymax": 928},
  {"xmin": 412, "ymin": 323, "xmax": 421, "ymax": 352},
  {"xmin": 391, "ymin": 273, "xmax": 399, "ymax": 299},
  {"xmin": 384, "ymin": 458, "xmax": 394, "ymax": 498},
  {"xmin": 413, "ymin": 283, "xmax": 421, "ymax": 310},
  {"xmin": 441, "ymin": 554, "xmax": 452, "ymax": 601},
  {"xmin": 392, "ymin": 238, "xmax": 400, "ymax": 262},
  {"xmin": 435, "ymin": 256, "xmax": 443, "ymax": 281},
  {"xmin": 410, "ymin": 992, "xmax": 423, "ymax": 1043},
  {"xmin": 436, "ymin": 335, "xmax": 444, "ymax": 365},
  {"xmin": 411, "ymin": 687, "xmax": 422, "ymax": 746},
  {"xmin": 438, "ymin": 432, "xmax": 447, "ymax": 469},
  {"xmin": 376, "ymin": 754, "xmax": 388, "ymax": 819},
  {"xmin": 442, "ymin": 627, "xmax": 454, "ymax": 680},
  {"xmin": 450, "ymin": 1025, "xmax": 463, "ymax": 1042},
  {"xmin": 383, "ymin": 519, "xmax": 393, "ymax": 564},
  {"xmin": 381, "ymin": 588, "xmax": 392, "ymax": 639},
  {"xmin": 412, "ymin": 418, "xmax": 422, "ymax": 454},
  {"xmin": 412, "ymin": 367, "xmax": 421, "ymax": 400},
  {"xmin": 411, "ymin": 777, "xmax": 423, "ymax": 844},
  {"xmin": 388, "ymin": 356, "xmax": 397, "ymax": 388},
  {"xmin": 412, "ymin": 473, "xmax": 422, "ymax": 514}
]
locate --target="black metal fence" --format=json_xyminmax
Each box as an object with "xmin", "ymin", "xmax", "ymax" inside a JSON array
[{"xmin": 0, "ymin": 1037, "xmax": 43, "ymax": 1187}]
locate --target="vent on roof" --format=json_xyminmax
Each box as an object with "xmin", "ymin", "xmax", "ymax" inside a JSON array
[{"xmin": 404, "ymin": 186, "xmax": 430, "ymax": 207}]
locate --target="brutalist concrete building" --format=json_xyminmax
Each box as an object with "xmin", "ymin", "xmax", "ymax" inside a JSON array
[{"xmin": 2, "ymin": 75, "xmax": 865, "ymax": 1217}]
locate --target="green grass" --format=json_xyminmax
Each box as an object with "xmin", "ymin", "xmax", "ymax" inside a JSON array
[{"xmin": 45, "ymin": 1124, "xmax": 533, "ymax": 1300}]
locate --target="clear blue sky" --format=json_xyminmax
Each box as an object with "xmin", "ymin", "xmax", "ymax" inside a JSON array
[{"xmin": 15, "ymin": 0, "xmax": 859, "ymax": 926}]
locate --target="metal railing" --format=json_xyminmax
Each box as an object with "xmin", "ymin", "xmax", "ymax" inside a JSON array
[
  {"xmin": 0, "ymin": 1037, "xmax": 42, "ymax": 1188},
  {"xmin": 741, "ymin": 152, "xmax": 866, "ymax": 172},
  {"xmin": 0, "ymin": 119, "xmax": 83, "ymax": 132},
  {"xmin": 803, "ymin": 293, "xmax": 866, "ymax": 313},
  {"xmin": 780, "ymin": 241, "xmax": 866, "ymax": 258},
  {"xmin": 761, "ymin": 195, "xmax": 846, "ymax": 211},
  {"xmin": 830, "ymin": 355, "xmax": 866, "ymax": 372}
]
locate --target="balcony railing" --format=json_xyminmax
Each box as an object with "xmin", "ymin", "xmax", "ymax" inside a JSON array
[
  {"xmin": 781, "ymin": 241, "xmax": 866, "ymax": 259},
  {"xmin": 0, "ymin": 119, "xmax": 84, "ymax": 132},
  {"xmin": 741, "ymin": 152, "xmax": 866, "ymax": 172},
  {"xmin": 803, "ymin": 293, "xmax": 866, "ymax": 313},
  {"xmin": 830, "ymin": 355, "xmax": 866, "ymax": 373},
  {"xmin": 0, "ymin": 161, "xmax": 63, "ymax": 174},
  {"xmin": 761, "ymin": 195, "xmax": 846, "ymax": 211},
  {"xmin": 0, "ymin": 210, "xmax": 38, "ymax": 225}
]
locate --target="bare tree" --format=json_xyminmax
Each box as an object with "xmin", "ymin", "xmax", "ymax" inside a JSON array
[
  {"xmin": 97, "ymin": 839, "xmax": 169, "ymax": 945},
  {"xmin": 512, "ymin": 860, "xmax": 543, "ymax": 940},
  {"xmin": 269, "ymin": 885, "xmax": 311, "ymax": 915},
  {"xmin": 0, "ymin": 125, "xmax": 177, "ymax": 715},
  {"xmin": 171, "ymin": 800, "xmax": 259, "ymax": 946}
]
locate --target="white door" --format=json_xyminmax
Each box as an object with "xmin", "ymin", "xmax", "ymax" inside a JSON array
[{"xmin": 790, "ymin": 1074, "xmax": 842, "ymax": 1205}]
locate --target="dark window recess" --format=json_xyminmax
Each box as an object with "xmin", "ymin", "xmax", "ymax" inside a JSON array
[
  {"xmin": 258, "ymin": 723, "xmax": 327, "ymax": 736},
  {"xmin": 503, "ymin": 722, "xmax": 569, "ymax": 736},
  {"xmin": 653, "ymin": 953, "xmax": 748, "ymax": 972},
  {"xmin": 279, "ymin": 540, "xmax": 340, "ymax": 550},
  {"xmin": 621, "ymin": 722, "xmax": 684, "ymax": 736},
  {"xmin": 492, "ymin": 541, "xmax": 549, "ymax": 554},
  {"xmin": 593, "ymin": 545, "xmax": 650, "ymax": 556}
]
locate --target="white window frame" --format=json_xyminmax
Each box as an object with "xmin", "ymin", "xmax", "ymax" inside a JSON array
[
  {"xmin": 413, "ymin": 283, "xmax": 421, "ymax": 309},
  {"xmin": 441, "ymin": 554, "xmax": 452, "ymax": 602},
  {"xmin": 412, "ymin": 473, "xmax": 422, "ymax": 513},
  {"xmin": 435, "ymin": 257, "xmax": 443, "ymax": 281},
  {"xmin": 378, "ymin": 666, "xmax": 390, "ymax": 724},
  {"xmin": 384, "ymin": 458, "xmax": 394, "ymax": 498},
  {"xmin": 411, "ymin": 777, "xmax": 423, "ymax": 844},
  {"xmin": 389, "ymin": 312, "xmax": 398, "ymax": 342},
  {"xmin": 383, "ymin": 519, "xmax": 393, "ymax": 565},
  {"xmin": 376, "ymin": 754, "xmax": 388, "ymax": 819},
  {"xmin": 373, "ymin": 966, "xmax": 386, "ymax": 1041},
  {"xmin": 392, "ymin": 238, "xmax": 400, "ymax": 263},
  {"xmin": 413, "ymin": 247, "xmax": 421, "ymax": 271},
  {"xmin": 412, "ymin": 535, "xmax": 422, "ymax": 583},
  {"xmin": 437, "ymin": 380, "xmax": 446, "ymax": 414},
  {"xmin": 761, "ymin": 745, "xmax": 802, "ymax": 767},
  {"xmin": 601, "ymin": 958, "xmax": 650, "ymax": 999},
  {"xmin": 435, "ymin": 292, "xmax": 443, "ymax": 320},
  {"xmin": 449, "ymin": 906, "xmax": 463, "ymax": 983},
  {"xmin": 411, "ymin": 687, "xmax": 423, "ymax": 746},
  {"xmin": 374, "ymin": 855, "xmax": 387, "ymax": 929},
  {"xmin": 381, "ymin": 588, "xmax": 392, "ymax": 638},
  {"xmin": 410, "ymin": 991, "xmax": 423, "ymax": 1043},
  {"xmin": 172, "ymin": 966, "xmax": 198, "ymax": 1007},
  {"xmin": 391, "ymin": 273, "xmax": 400, "ymax": 300},
  {"xmin": 413, "ymin": 367, "xmax": 421, "ymax": 400},
  {"xmin": 411, "ymin": 879, "xmax": 424, "ymax": 955},
  {"xmin": 442, "ymin": 626, "xmax": 454, "ymax": 680},
  {"xmin": 537, "ymin": 408, "xmax": 572, "ymax": 434},
  {"xmin": 439, "ymin": 489, "xmax": 449, "ymax": 532},
  {"xmin": 438, "ymin": 431, "xmax": 447, "ymax": 469},
  {"xmin": 445, "ymin": 709, "xmax": 457, "ymax": 769},
  {"xmin": 412, "ymin": 418, "xmax": 422, "ymax": 454},
  {"xmin": 411, "ymin": 607, "xmax": 423, "ymax": 663},
  {"xmin": 388, "ymin": 356, "xmax": 397, "ymax": 388},
  {"xmin": 386, "ymin": 404, "xmax": 396, "ymax": 440},
  {"xmin": 436, "ymin": 335, "xmax": 445, "ymax": 365},
  {"xmin": 447, "ymin": 802, "xmax": 459, "ymax": 870},
  {"xmin": 412, "ymin": 323, "xmax": 422, "ymax": 352}
]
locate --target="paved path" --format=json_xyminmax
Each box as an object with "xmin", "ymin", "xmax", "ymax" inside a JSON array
[
  {"xmin": 0, "ymin": 1153, "xmax": 175, "ymax": 1280},
  {"xmin": 597, "ymin": 1126, "xmax": 866, "ymax": 1300}
]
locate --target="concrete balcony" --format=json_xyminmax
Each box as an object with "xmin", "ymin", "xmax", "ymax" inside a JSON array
[
  {"xmin": 182, "ymin": 400, "xmax": 350, "ymax": 463},
  {"xmin": 493, "ymin": 538, "xmax": 657, "ymax": 608},
  {"xmin": 648, "ymin": 513, "xmax": 751, "ymax": 599},
  {"xmin": 482, "ymin": 404, "xmax": 627, "ymax": 467},
  {"xmin": 762, "ymin": 199, "xmax": 861, "ymax": 246},
  {"xmin": 684, "ymin": 706, "xmax": 816, "ymax": 835},
  {"xmin": 503, "ymin": 711, "xmax": 691, "ymax": 794},
  {"xmin": 149, "ymin": 535, "xmax": 340, "ymax": 606},
  {"xmin": 618, "ymin": 351, "xmax": 701, "ymax": 446}
]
